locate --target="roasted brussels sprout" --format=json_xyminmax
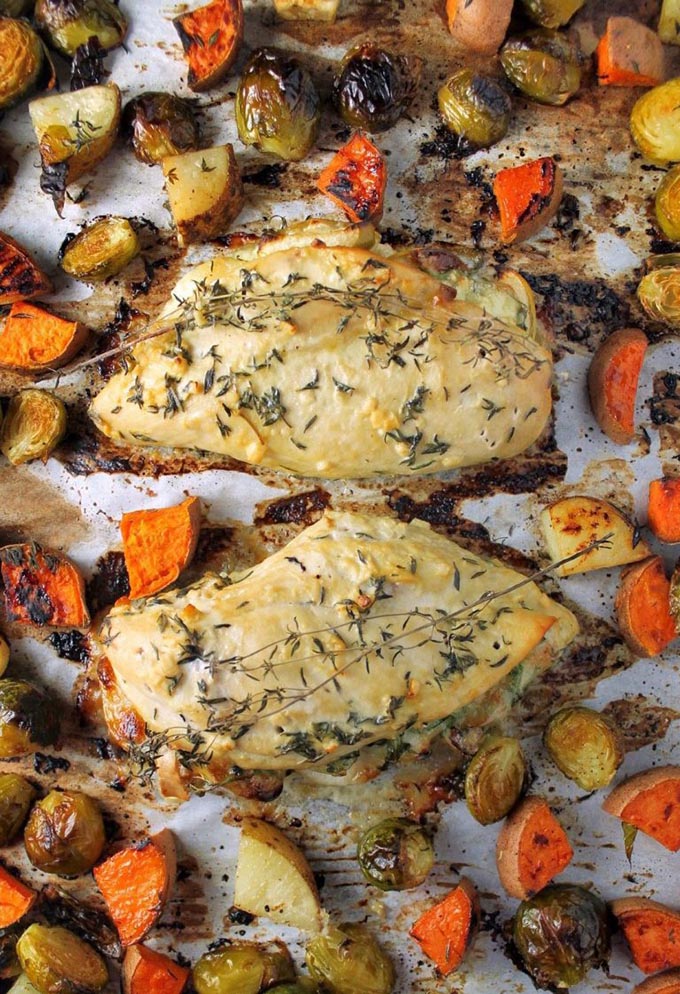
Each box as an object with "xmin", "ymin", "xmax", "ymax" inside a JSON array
[
  {"xmin": 333, "ymin": 43, "xmax": 421, "ymax": 133},
  {"xmin": 638, "ymin": 256, "xmax": 680, "ymax": 326},
  {"xmin": 122, "ymin": 92, "xmax": 200, "ymax": 165},
  {"xmin": 357, "ymin": 818, "xmax": 434, "ymax": 891},
  {"xmin": 17, "ymin": 924, "xmax": 108, "ymax": 994},
  {"xmin": 0, "ymin": 929, "xmax": 20, "ymax": 981},
  {"xmin": 518, "ymin": 0, "xmax": 585, "ymax": 28},
  {"xmin": 306, "ymin": 924, "xmax": 395, "ymax": 994},
  {"xmin": 0, "ymin": 774, "xmax": 36, "ymax": 846},
  {"xmin": 59, "ymin": 216, "xmax": 140, "ymax": 282},
  {"xmin": 437, "ymin": 69, "xmax": 511, "ymax": 152},
  {"xmin": 235, "ymin": 48, "xmax": 320, "ymax": 162},
  {"xmin": 193, "ymin": 942, "xmax": 295, "ymax": 994},
  {"xmin": 0, "ymin": 633, "xmax": 9, "ymax": 678},
  {"xmin": 41, "ymin": 885, "xmax": 121, "ymax": 960},
  {"xmin": 500, "ymin": 30, "xmax": 581, "ymax": 105},
  {"xmin": 0, "ymin": 679, "xmax": 60, "ymax": 758},
  {"xmin": 512, "ymin": 884, "xmax": 611, "ymax": 989},
  {"xmin": 631, "ymin": 78, "xmax": 680, "ymax": 165},
  {"xmin": 70, "ymin": 36, "xmax": 105, "ymax": 91},
  {"xmin": 656, "ymin": 166, "xmax": 680, "ymax": 241},
  {"xmin": 543, "ymin": 707, "xmax": 623, "ymax": 791},
  {"xmin": 0, "ymin": 390, "xmax": 67, "ymax": 466},
  {"xmin": 0, "ymin": 18, "xmax": 45, "ymax": 110},
  {"xmin": 35, "ymin": 0, "xmax": 127, "ymax": 57},
  {"xmin": 24, "ymin": 790, "xmax": 105, "ymax": 876},
  {"xmin": 465, "ymin": 735, "xmax": 527, "ymax": 825}
]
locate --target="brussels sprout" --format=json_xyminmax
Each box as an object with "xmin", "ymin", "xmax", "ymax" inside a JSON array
[
  {"xmin": 638, "ymin": 260, "xmax": 680, "ymax": 326},
  {"xmin": 235, "ymin": 48, "xmax": 320, "ymax": 162},
  {"xmin": 0, "ymin": 390, "xmax": 67, "ymax": 466},
  {"xmin": 17, "ymin": 924, "xmax": 108, "ymax": 994},
  {"xmin": 437, "ymin": 69, "xmax": 511, "ymax": 152},
  {"xmin": 0, "ymin": 774, "xmax": 36, "ymax": 846},
  {"xmin": 518, "ymin": 0, "xmax": 585, "ymax": 28},
  {"xmin": 0, "ymin": 679, "xmax": 60, "ymax": 758},
  {"xmin": 24, "ymin": 790, "xmax": 105, "ymax": 876},
  {"xmin": 122, "ymin": 92, "xmax": 200, "ymax": 165},
  {"xmin": 193, "ymin": 942, "xmax": 295, "ymax": 994},
  {"xmin": 656, "ymin": 166, "xmax": 680, "ymax": 241},
  {"xmin": 41, "ymin": 885, "xmax": 121, "ymax": 959},
  {"xmin": 59, "ymin": 216, "xmax": 140, "ymax": 282},
  {"xmin": 357, "ymin": 818, "xmax": 434, "ymax": 891},
  {"xmin": 543, "ymin": 707, "xmax": 623, "ymax": 791},
  {"xmin": 333, "ymin": 43, "xmax": 421, "ymax": 133},
  {"xmin": 631, "ymin": 78, "xmax": 680, "ymax": 165},
  {"xmin": 500, "ymin": 30, "xmax": 581, "ymax": 106},
  {"xmin": 35, "ymin": 0, "xmax": 126, "ymax": 57},
  {"xmin": 465, "ymin": 735, "xmax": 527, "ymax": 825},
  {"xmin": 306, "ymin": 924, "xmax": 395, "ymax": 994},
  {"xmin": 512, "ymin": 884, "xmax": 611, "ymax": 989},
  {"xmin": 0, "ymin": 18, "xmax": 45, "ymax": 110}
]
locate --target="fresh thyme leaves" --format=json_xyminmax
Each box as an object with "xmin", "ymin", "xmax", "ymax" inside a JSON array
[
  {"xmin": 69, "ymin": 111, "xmax": 102, "ymax": 152},
  {"xmin": 402, "ymin": 385, "xmax": 429, "ymax": 421}
]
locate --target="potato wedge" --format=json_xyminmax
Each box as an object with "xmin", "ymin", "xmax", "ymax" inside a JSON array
[
  {"xmin": 446, "ymin": 0, "xmax": 513, "ymax": 54},
  {"xmin": 0, "ymin": 232, "xmax": 52, "ymax": 305},
  {"xmin": 603, "ymin": 765, "xmax": 680, "ymax": 852},
  {"xmin": 233, "ymin": 818, "xmax": 323, "ymax": 933},
  {"xmin": 615, "ymin": 556, "xmax": 677, "ymax": 657},
  {"xmin": 588, "ymin": 328, "xmax": 647, "ymax": 444},
  {"xmin": 540, "ymin": 495, "xmax": 650, "ymax": 576},
  {"xmin": 162, "ymin": 144, "xmax": 244, "ymax": 245}
]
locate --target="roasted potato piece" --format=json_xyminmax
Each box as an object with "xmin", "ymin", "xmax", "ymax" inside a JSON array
[
  {"xmin": 122, "ymin": 92, "xmax": 200, "ymax": 165},
  {"xmin": 0, "ymin": 679, "xmax": 60, "ymax": 758},
  {"xmin": 659, "ymin": 0, "xmax": 680, "ymax": 45},
  {"xmin": 333, "ymin": 43, "xmax": 421, "ymax": 134},
  {"xmin": 446, "ymin": 0, "xmax": 513, "ymax": 54},
  {"xmin": 0, "ymin": 232, "xmax": 52, "ymax": 305},
  {"xmin": 465, "ymin": 735, "xmax": 527, "ymax": 825},
  {"xmin": 1, "ymin": 390, "xmax": 67, "ymax": 465},
  {"xmin": 0, "ymin": 775, "xmax": 36, "ymax": 846},
  {"xmin": 631, "ymin": 78, "xmax": 680, "ymax": 165},
  {"xmin": 306, "ymin": 924, "xmax": 395, "ymax": 994},
  {"xmin": 438, "ymin": 69, "xmax": 511, "ymax": 151},
  {"xmin": 162, "ymin": 145, "xmax": 244, "ymax": 245},
  {"xmin": 274, "ymin": 0, "xmax": 338, "ymax": 21},
  {"xmin": 496, "ymin": 796, "xmax": 573, "ymax": 899},
  {"xmin": 544, "ymin": 706, "xmax": 624, "ymax": 790},
  {"xmin": 0, "ymin": 18, "xmax": 46, "ymax": 110},
  {"xmin": 35, "ymin": 0, "xmax": 126, "ymax": 56},
  {"xmin": 17, "ymin": 924, "xmax": 108, "ymax": 994},
  {"xmin": 540, "ymin": 495, "xmax": 650, "ymax": 576},
  {"xmin": 24, "ymin": 790, "xmax": 105, "ymax": 876},
  {"xmin": 357, "ymin": 818, "xmax": 434, "ymax": 891},
  {"xmin": 588, "ymin": 328, "xmax": 647, "ymax": 444},
  {"xmin": 173, "ymin": 0, "xmax": 243, "ymax": 92},
  {"xmin": 59, "ymin": 217, "xmax": 140, "ymax": 283}
]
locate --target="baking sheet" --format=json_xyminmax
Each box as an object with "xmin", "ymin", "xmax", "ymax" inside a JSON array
[{"xmin": 0, "ymin": 0, "xmax": 679, "ymax": 991}]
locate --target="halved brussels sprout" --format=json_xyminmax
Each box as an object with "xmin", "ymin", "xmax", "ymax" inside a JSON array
[
  {"xmin": 0, "ymin": 774, "xmax": 36, "ymax": 846},
  {"xmin": 500, "ymin": 30, "xmax": 581, "ymax": 105},
  {"xmin": 512, "ymin": 884, "xmax": 611, "ymax": 989},
  {"xmin": 357, "ymin": 818, "xmax": 434, "ymax": 891},
  {"xmin": 638, "ymin": 260, "xmax": 680, "ymax": 326},
  {"xmin": 35, "ymin": 0, "xmax": 127, "ymax": 57},
  {"xmin": 631, "ymin": 78, "xmax": 680, "ymax": 165},
  {"xmin": 193, "ymin": 942, "xmax": 295, "ymax": 994},
  {"xmin": 236, "ymin": 48, "xmax": 320, "ymax": 161},
  {"xmin": 122, "ymin": 92, "xmax": 200, "ymax": 165},
  {"xmin": 543, "ymin": 706, "xmax": 624, "ymax": 791},
  {"xmin": 656, "ymin": 166, "xmax": 680, "ymax": 240},
  {"xmin": 0, "ymin": 679, "xmax": 60, "ymax": 758},
  {"xmin": 465, "ymin": 735, "xmax": 527, "ymax": 825},
  {"xmin": 59, "ymin": 216, "xmax": 140, "ymax": 283},
  {"xmin": 306, "ymin": 924, "xmax": 395, "ymax": 994},
  {"xmin": 1, "ymin": 390, "xmax": 67, "ymax": 466},
  {"xmin": 24, "ymin": 790, "xmax": 105, "ymax": 876},
  {"xmin": 0, "ymin": 18, "xmax": 45, "ymax": 110},
  {"xmin": 17, "ymin": 924, "xmax": 108, "ymax": 994},
  {"xmin": 437, "ymin": 69, "xmax": 511, "ymax": 152},
  {"xmin": 519, "ymin": 0, "xmax": 585, "ymax": 28},
  {"xmin": 333, "ymin": 43, "xmax": 421, "ymax": 133}
]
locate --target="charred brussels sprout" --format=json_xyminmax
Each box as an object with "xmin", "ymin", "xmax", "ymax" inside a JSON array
[
  {"xmin": 17, "ymin": 924, "xmax": 108, "ymax": 994},
  {"xmin": 500, "ymin": 30, "xmax": 581, "ymax": 105},
  {"xmin": 465, "ymin": 735, "xmax": 527, "ymax": 825},
  {"xmin": 437, "ymin": 69, "xmax": 511, "ymax": 151},
  {"xmin": 544, "ymin": 707, "xmax": 623, "ymax": 791},
  {"xmin": 235, "ymin": 48, "xmax": 320, "ymax": 162},
  {"xmin": 35, "ymin": 0, "xmax": 127, "ymax": 57},
  {"xmin": 0, "ymin": 390, "xmax": 67, "ymax": 466},
  {"xmin": 0, "ymin": 774, "xmax": 36, "ymax": 845},
  {"xmin": 0, "ymin": 19, "xmax": 45, "ymax": 110},
  {"xmin": 0, "ymin": 679, "xmax": 60, "ymax": 758},
  {"xmin": 357, "ymin": 818, "xmax": 434, "ymax": 891},
  {"xmin": 333, "ymin": 43, "xmax": 421, "ymax": 133},
  {"xmin": 638, "ymin": 255, "xmax": 680, "ymax": 326},
  {"xmin": 519, "ymin": 0, "xmax": 585, "ymax": 28},
  {"xmin": 122, "ymin": 92, "xmax": 200, "ymax": 165},
  {"xmin": 656, "ymin": 166, "xmax": 680, "ymax": 240},
  {"xmin": 631, "ymin": 78, "xmax": 680, "ymax": 165},
  {"xmin": 59, "ymin": 216, "xmax": 140, "ymax": 282},
  {"xmin": 306, "ymin": 924, "xmax": 395, "ymax": 994},
  {"xmin": 193, "ymin": 942, "xmax": 295, "ymax": 994},
  {"xmin": 24, "ymin": 790, "xmax": 105, "ymax": 876},
  {"xmin": 41, "ymin": 885, "xmax": 121, "ymax": 960},
  {"xmin": 512, "ymin": 884, "xmax": 611, "ymax": 989}
]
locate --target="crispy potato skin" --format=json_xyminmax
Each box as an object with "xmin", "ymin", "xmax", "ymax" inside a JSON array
[{"xmin": 588, "ymin": 327, "xmax": 647, "ymax": 444}]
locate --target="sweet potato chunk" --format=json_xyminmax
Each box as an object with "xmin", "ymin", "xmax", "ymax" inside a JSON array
[
  {"xmin": 603, "ymin": 766, "xmax": 680, "ymax": 852},
  {"xmin": 0, "ymin": 864, "xmax": 36, "ymax": 928},
  {"xmin": 0, "ymin": 232, "xmax": 52, "ymax": 305},
  {"xmin": 0, "ymin": 302, "xmax": 88, "ymax": 372},
  {"xmin": 496, "ymin": 796, "xmax": 573, "ymax": 899},
  {"xmin": 596, "ymin": 17, "xmax": 665, "ymax": 87},
  {"xmin": 611, "ymin": 897, "xmax": 680, "ymax": 974},
  {"xmin": 122, "ymin": 945, "xmax": 189, "ymax": 994},
  {"xmin": 410, "ymin": 878, "xmax": 479, "ymax": 976},
  {"xmin": 588, "ymin": 328, "xmax": 647, "ymax": 444},
  {"xmin": 648, "ymin": 477, "xmax": 680, "ymax": 542},
  {"xmin": 317, "ymin": 132, "xmax": 386, "ymax": 223},
  {"xmin": 121, "ymin": 496, "xmax": 201, "ymax": 599},
  {"xmin": 615, "ymin": 556, "xmax": 677, "ymax": 656},
  {"xmin": 0, "ymin": 544, "xmax": 89, "ymax": 628},
  {"xmin": 173, "ymin": 0, "xmax": 244, "ymax": 92},
  {"xmin": 493, "ymin": 157, "xmax": 563, "ymax": 244}
]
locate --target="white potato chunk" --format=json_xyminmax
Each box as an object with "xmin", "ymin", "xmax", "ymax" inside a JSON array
[
  {"xmin": 541, "ymin": 495, "xmax": 650, "ymax": 576},
  {"xmin": 162, "ymin": 144, "xmax": 244, "ymax": 245}
]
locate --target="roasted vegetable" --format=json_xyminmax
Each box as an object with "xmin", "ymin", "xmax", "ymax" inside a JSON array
[
  {"xmin": 465, "ymin": 735, "xmax": 526, "ymax": 825},
  {"xmin": 0, "ymin": 634, "xmax": 8, "ymax": 678},
  {"xmin": 446, "ymin": 0, "xmax": 513, "ymax": 54},
  {"xmin": 122, "ymin": 92, "xmax": 200, "ymax": 165},
  {"xmin": 496, "ymin": 796, "xmax": 573, "ymax": 899},
  {"xmin": 0, "ymin": 866, "xmax": 36, "ymax": 928},
  {"xmin": 540, "ymin": 495, "xmax": 650, "ymax": 575},
  {"xmin": 1, "ymin": 933, "xmax": 22, "ymax": 983},
  {"xmin": 409, "ymin": 878, "xmax": 479, "ymax": 976},
  {"xmin": 659, "ymin": 0, "xmax": 680, "ymax": 45},
  {"xmin": 0, "ymin": 303, "xmax": 88, "ymax": 373},
  {"xmin": 123, "ymin": 945, "xmax": 189, "ymax": 994},
  {"xmin": 0, "ymin": 232, "xmax": 52, "ymax": 305},
  {"xmin": 611, "ymin": 897, "xmax": 680, "ymax": 974},
  {"xmin": 631, "ymin": 79, "xmax": 680, "ymax": 165},
  {"xmin": 656, "ymin": 167, "xmax": 680, "ymax": 240},
  {"xmin": 603, "ymin": 765, "xmax": 680, "ymax": 851},
  {"xmin": 17, "ymin": 924, "xmax": 108, "ymax": 994},
  {"xmin": 587, "ymin": 328, "xmax": 647, "ymax": 444},
  {"xmin": 512, "ymin": 884, "xmax": 610, "ymax": 989},
  {"xmin": 8, "ymin": 976, "xmax": 42, "ymax": 994},
  {"xmin": 632, "ymin": 970, "xmax": 680, "ymax": 994},
  {"xmin": 162, "ymin": 145, "xmax": 244, "ymax": 245},
  {"xmin": 596, "ymin": 17, "xmax": 664, "ymax": 87},
  {"xmin": 35, "ymin": 0, "xmax": 126, "ymax": 56},
  {"xmin": 70, "ymin": 36, "xmax": 106, "ymax": 91},
  {"xmin": 615, "ymin": 556, "xmax": 677, "ymax": 657},
  {"xmin": 59, "ymin": 217, "xmax": 140, "ymax": 283},
  {"xmin": 519, "ymin": 0, "xmax": 584, "ymax": 28},
  {"xmin": 306, "ymin": 924, "xmax": 395, "ymax": 994},
  {"xmin": 236, "ymin": 48, "xmax": 320, "ymax": 160},
  {"xmin": 0, "ymin": 543, "xmax": 88, "ymax": 629},
  {"xmin": 1, "ymin": 390, "xmax": 67, "ymax": 466},
  {"xmin": 357, "ymin": 818, "xmax": 434, "ymax": 891},
  {"xmin": 544, "ymin": 707, "xmax": 623, "ymax": 790},
  {"xmin": 333, "ymin": 43, "xmax": 421, "ymax": 133},
  {"xmin": 267, "ymin": 985, "xmax": 318, "ymax": 994},
  {"xmin": 638, "ymin": 257, "xmax": 680, "ymax": 326},
  {"xmin": 493, "ymin": 157, "xmax": 563, "ymax": 243},
  {"xmin": 0, "ymin": 679, "xmax": 60, "ymax": 757},
  {"xmin": 41, "ymin": 885, "xmax": 122, "ymax": 960},
  {"xmin": 193, "ymin": 942, "xmax": 295, "ymax": 994},
  {"xmin": 121, "ymin": 497, "xmax": 201, "ymax": 599},
  {"xmin": 274, "ymin": 0, "xmax": 338, "ymax": 22},
  {"xmin": 437, "ymin": 69, "xmax": 511, "ymax": 152},
  {"xmin": 649, "ymin": 478, "xmax": 680, "ymax": 542},
  {"xmin": 24, "ymin": 790, "xmax": 105, "ymax": 877},
  {"xmin": 0, "ymin": 775, "xmax": 36, "ymax": 846},
  {"xmin": 0, "ymin": 18, "xmax": 45, "ymax": 110},
  {"xmin": 500, "ymin": 30, "xmax": 581, "ymax": 105},
  {"xmin": 173, "ymin": 0, "xmax": 243, "ymax": 93},
  {"xmin": 317, "ymin": 132, "xmax": 386, "ymax": 223}
]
